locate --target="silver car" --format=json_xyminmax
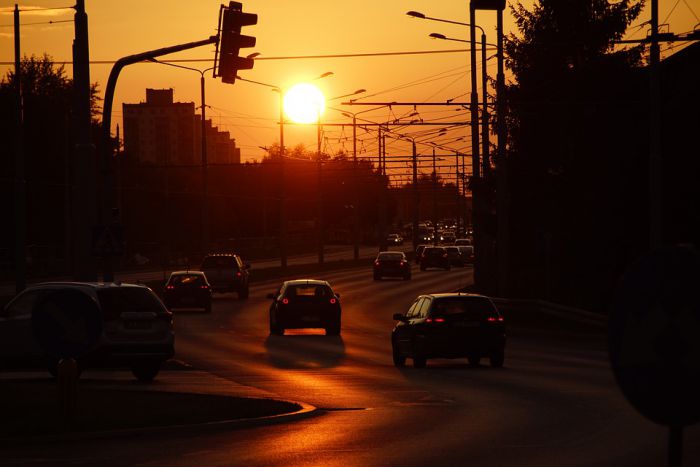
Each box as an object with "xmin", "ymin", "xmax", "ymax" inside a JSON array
[{"xmin": 0, "ymin": 282, "xmax": 174, "ymax": 382}]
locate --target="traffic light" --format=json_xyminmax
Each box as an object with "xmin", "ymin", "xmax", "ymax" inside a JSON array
[{"xmin": 216, "ymin": 1, "xmax": 257, "ymax": 84}]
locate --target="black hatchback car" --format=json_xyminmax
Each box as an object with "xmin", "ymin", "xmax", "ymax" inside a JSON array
[
  {"xmin": 267, "ymin": 280, "xmax": 341, "ymax": 336},
  {"xmin": 200, "ymin": 254, "xmax": 250, "ymax": 299},
  {"xmin": 391, "ymin": 293, "xmax": 506, "ymax": 368},
  {"xmin": 164, "ymin": 271, "xmax": 212, "ymax": 313},
  {"xmin": 419, "ymin": 247, "xmax": 451, "ymax": 271},
  {"xmin": 373, "ymin": 251, "xmax": 411, "ymax": 280}
]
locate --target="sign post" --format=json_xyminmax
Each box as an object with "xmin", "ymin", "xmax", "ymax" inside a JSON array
[{"xmin": 609, "ymin": 245, "xmax": 700, "ymax": 466}]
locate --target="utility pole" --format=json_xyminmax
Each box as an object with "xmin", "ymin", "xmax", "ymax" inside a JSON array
[
  {"xmin": 72, "ymin": 0, "xmax": 98, "ymax": 281},
  {"xmin": 378, "ymin": 126, "xmax": 387, "ymax": 251},
  {"xmin": 649, "ymin": 0, "xmax": 662, "ymax": 249},
  {"xmin": 412, "ymin": 140, "xmax": 419, "ymax": 251},
  {"xmin": 13, "ymin": 4, "xmax": 25, "ymax": 293},
  {"xmin": 278, "ymin": 90, "xmax": 287, "ymax": 269},
  {"xmin": 481, "ymin": 31, "xmax": 490, "ymax": 176},
  {"xmin": 455, "ymin": 151, "xmax": 461, "ymax": 232},
  {"xmin": 495, "ymin": 6, "xmax": 509, "ymax": 296},
  {"xmin": 352, "ymin": 115, "xmax": 360, "ymax": 260},
  {"xmin": 317, "ymin": 110, "xmax": 324, "ymax": 264},
  {"xmin": 201, "ymin": 73, "xmax": 209, "ymax": 256},
  {"xmin": 432, "ymin": 147, "xmax": 439, "ymax": 245}
]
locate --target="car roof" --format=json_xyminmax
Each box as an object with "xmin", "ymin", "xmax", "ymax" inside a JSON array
[
  {"xmin": 169, "ymin": 270, "xmax": 205, "ymax": 276},
  {"xmin": 283, "ymin": 279, "xmax": 331, "ymax": 286},
  {"xmin": 423, "ymin": 292, "xmax": 491, "ymax": 300},
  {"xmin": 27, "ymin": 281, "xmax": 149, "ymax": 290}
]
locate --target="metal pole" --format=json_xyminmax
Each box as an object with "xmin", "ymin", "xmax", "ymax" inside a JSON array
[
  {"xmin": 432, "ymin": 147, "xmax": 438, "ymax": 245},
  {"xmin": 496, "ymin": 7, "xmax": 509, "ymax": 296},
  {"xmin": 469, "ymin": 6, "xmax": 482, "ymax": 289},
  {"xmin": 412, "ymin": 141, "xmax": 419, "ymax": 251},
  {"xmin": 317, "ymin": 110, "xmax": 324, "ymax": 264},
  {"xmin": 279, "ymin": 91, "xmax": 287, "ymax": 269},
  {"xmin": 352, "ymin": 116, "xmax": 360, "ymax": 260},
  {"xmin": 73, "ymin": 0, "xmax": 98, "ymax": 281},
  {"xmin": 13, "ymin": 4, "xmax": 25, "ymax": 293},
  {"xmin": 201, "ymin": 74, "xmax": 209, "ymax": 255},
  {"xmin": 649, "ymin": 0, "xmax": 661, "ymax": 248},
  {"xmin": 455, "ymin": 151, "xmax": 461, "ymax": 232},
  {"xmin": 481, "ymin": 32, "xmax": 490, "ymax": 176}
]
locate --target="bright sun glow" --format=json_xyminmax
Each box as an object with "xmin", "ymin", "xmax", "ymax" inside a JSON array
[{"xmin": 284, "ymin": 83, "xmax": 326, "ymax": 124}]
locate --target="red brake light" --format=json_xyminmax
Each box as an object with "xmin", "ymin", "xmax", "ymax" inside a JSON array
[
  {"xmin": 330, "ymin": 298, "xmax": 337, "ymax": 304},
  {"xmin": 374, "ymin": 261, "xmax": 380, "ymax": 267},
  {"xmin": 426, "ymin": 317, "xmax": 445, "ymax": 323},
  {"xmin": 487, "ymin": 316, "xmax": 504, "ymax": 322},
  {"xmin": 235, "ymin": 271, "xmax": 242, "ymax": 277},
  {"xmin": 399, "ymin": 261, "xmax": 405, "ymax": 266},
  {"xmin": 443, "ymin": 254, "xmax": 448, "ymax": 258},
  {"xmin": 166, "ymin": 285, "xmax": 175, "ymax": 290},
  {"xmin": 200, "ymin": 285, "xmax": 209, "ymax": 289},
  {"xmin": 282, "ymin": 298, "xmax": 289, "ymax": 305}
]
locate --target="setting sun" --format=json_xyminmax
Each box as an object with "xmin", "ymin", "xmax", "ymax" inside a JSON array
[{"xmin": 283, "ymin": 83, "xmax": 326, "ymax": 124}]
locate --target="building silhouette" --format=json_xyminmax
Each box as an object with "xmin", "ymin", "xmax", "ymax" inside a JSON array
[{"xmin": 123, "ymin": 88, "xmax": 240, "ymax": 166}]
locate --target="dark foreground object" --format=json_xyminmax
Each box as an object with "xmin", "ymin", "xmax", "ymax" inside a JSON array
[{"xmin": 0, "ymin": 379, "xmax": 300, "ymax": 439}]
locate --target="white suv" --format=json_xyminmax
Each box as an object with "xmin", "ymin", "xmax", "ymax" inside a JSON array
[{"xmin": 0, "ymin": 282, "xmax": 174, "ymax": 382}]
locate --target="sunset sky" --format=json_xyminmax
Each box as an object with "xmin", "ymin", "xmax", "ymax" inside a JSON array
[{"xmin": 1, "ymin": 0, "xmax": 697, "ymax": 181}]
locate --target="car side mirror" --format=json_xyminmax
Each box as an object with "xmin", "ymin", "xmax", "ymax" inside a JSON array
[
  {"xmin": 266, "ymin": 293, "xmax": 275, "ymax": 299},
  {"xmin": 393, "ymin": 313, "xmax": 406, "ymax": 322}
]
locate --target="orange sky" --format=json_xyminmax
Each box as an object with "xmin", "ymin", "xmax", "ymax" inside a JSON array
[{"xmin": 1, "ymin": 0, "xmax": 698, "ymax": 176}]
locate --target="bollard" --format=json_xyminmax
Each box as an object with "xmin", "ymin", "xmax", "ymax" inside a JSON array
[{"xmin": 57, "ymin": 358, "xmax": 79, "ymax": 428}]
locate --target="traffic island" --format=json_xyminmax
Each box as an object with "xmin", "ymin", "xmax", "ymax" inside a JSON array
[{"xmin": 0, "ymin": 378, "xmax": 315, "ymax": 444}]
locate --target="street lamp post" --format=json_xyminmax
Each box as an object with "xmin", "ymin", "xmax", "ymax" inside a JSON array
[{"xmin": 148, "ymin": 59, "xmax": 215, "ymax": 257}]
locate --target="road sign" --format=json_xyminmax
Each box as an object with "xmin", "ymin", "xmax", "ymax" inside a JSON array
[
  {"xmin": 609, "ymin": 245, "xmax": 700, "ymax": 427},
  {"xmin": 31, "ymin": 289, "xmax": 102, "ymax": 359},
  {"xmin": 92, "ymin": 224, "xmax": 124, "ymax": 256}
]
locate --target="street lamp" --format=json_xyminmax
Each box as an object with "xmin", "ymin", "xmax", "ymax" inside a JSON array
[{"xmin": 147, "ymin": 58, "xmax": 216, "ymax": 258}]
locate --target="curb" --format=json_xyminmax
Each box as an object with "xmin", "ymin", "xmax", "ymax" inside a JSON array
[{"xmin": 0, "ymin": 395, "xmax": 320, "ymax": 446}]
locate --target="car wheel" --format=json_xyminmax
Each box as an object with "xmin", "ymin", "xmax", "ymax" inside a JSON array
[
  {"xmin": 131, "ymin": 361, "xmax": 161, "ymax": 382},
  {"xmin": 392, "ymin": 344, "xmax": 406, "ymax": 367},
  {"xmin": 238, "ymin": 287, "xmax": 249, "ymax": 300},
  {"xmin": 468, "ymin": 355, "xmax": 481, "ymax": 366},
  {"xmin": 490, "ymin": 350, "xmax": 505, "ymax": 368},
  {"xmin": 413, "ymin": 357, "xmax": 427, "ymax": 368},
  {"xmin": 47, "ymin": 357, "xmax": 84, "ymax": 379},
  {"xmin": 325, "ymin": 322, "xmax": 341, "ymax": 336}
]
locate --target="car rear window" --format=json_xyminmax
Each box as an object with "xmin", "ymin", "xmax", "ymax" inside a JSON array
[
  {"xmin": 201, "ymin": 256, "xmax": 236, "ymax": 269},
  {"xmin": 286, "ymin": 285, "xmax": 332, "ymax": 298},
  {"xmin": 97, "ymin": 288, "xmax": 167, "ymax": 320},
  {"xmin": 425, "ymin": 248, "xmax": 444, "ymax": 255},
  {"xmin": 458, "ymin": 246, "xmax": 474, "ymax": 254},
  {"xmin": 429, "ymin": 297, "xmax": 497, "ymax": 321},
  {"xmin": 169, "ymin": 274, "xmax": 205, "ymax": 286},
  {"xmin": 378, "ymin": 253, "xmax": 403, "ymax": 261}
]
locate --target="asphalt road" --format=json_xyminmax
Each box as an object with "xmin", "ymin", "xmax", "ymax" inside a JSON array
[{"xmin": 5, "ymin": 264, "xmax": 700, "ymax": 466}]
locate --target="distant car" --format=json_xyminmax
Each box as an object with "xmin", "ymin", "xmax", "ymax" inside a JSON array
[
  {"xmin": 0, "ymin": 282, "xmax": 174, "ymax": 381},
  {"xmin": 373, "ymin": 251, "xmax": 411, "ymax": 280},
  {"xmin": 164, "ymin": 271, "xmax": 212, "ymax": 313},
  {"xmin": 391, "ymin": 293, "xmax": 506, "ymax": 368},
  {"xmin": 387, "ymin": 233, "xmax": 404, "ymax": 246},
  {"xmin": 414, "ymin": 244, "xmax": 429, "ymax": 264},
  {"xmin": 457, "ymin": 245, "xmax": 475, "ymax": 264},
  {"xmin": 454, "ymin": 238, "xmax": 472, "ymax": 246},
  {"xmin": 420, "ymin": 247, "xmax": 451, "ymax": 271},
  {"xmin": 267, "ymin": 280, "xmax": 341, "ymax": 336},
  {"xmin": 440, "ymin": 231, "xmax": 456, "ymax": 244},
  {"xmin": 200, "ymin": 253, "xmax": 250, "ymax": 299},
  {"xmin": 444, "ymin": 246, "xmax": 465, "ymax": 267}
]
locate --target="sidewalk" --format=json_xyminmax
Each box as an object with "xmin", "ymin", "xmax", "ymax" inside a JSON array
[{"xmin": 0, "ymin": 368, "xmax": 317, "ymax": 443}]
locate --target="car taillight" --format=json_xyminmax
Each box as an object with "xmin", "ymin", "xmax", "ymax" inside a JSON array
[
  {"xmin": 487, "ymin": 316, "xmax": 504, "ymax": 322},
  {"xmin": 282, "ymin": 298, "xmax": 289, "ymax": 305},
  {"xmin": 330, "ymin": 298, "xmax": 337, "ymax": 304},
  {"xmin": 443, "ymin": 254, "xmax": 448, "ymax": 258},
  {"xmin": 235, "ymin": 272, "xmax": 242, "ymax": 278},
  {"xmin": 374, "ymin": 261, "xmax": 381, "ymax": 267},
  {"xmin": 399, "ymin": 261, "xmax": 405, "ymax": 266},
  {"xmin": 166, "ymin": 285, "xmax": 175, "ymax": 290},
  {"xmin": 425, "ymin": 318, "xmax": 445, "ymax": 323},
  {"xmin": 200, "ymin": 285, "xmax": 209, "ymax": 289}
]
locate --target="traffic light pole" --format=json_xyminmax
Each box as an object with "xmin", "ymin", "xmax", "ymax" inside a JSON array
[
  {"xmin": 100, "ymin": 36, "xmax": 218, "ymax": 281},
  {"xmin": 13, "ymin": 4, "xmax": 25, "ymax": 293}
]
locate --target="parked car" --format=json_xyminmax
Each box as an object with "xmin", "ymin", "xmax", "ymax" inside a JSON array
[
  {"xmin": 373, "ymin": 251, "xmax": 411, "ymax": 280},
  {"xmin": 164, "ymin": 271, "xmax": 212, "ymax": 313},
  {"xmin": 457, "ymin": 245, "xmax": 475, "ymax": 264},
  {"xmin": 420, "ymin": 246, "xmax": 451, "ymax": 271},
  {"xmin": 440, "ymin": 231, "xmax": 456, "ymax": 244},
  {"xmin": 454, "ymin": 238, "xmax": 472, "ymax": 246},
  {"xmin": 0, "ymin": 282, "xmax": 174, "ymax": 381},
  {"xmin": 267, "ymin": 280, "xmax": 341, "ymax": 336},
  {"xmin": 391, "ymin": 293, "xmax": 506, "ymax": 368},
  {"xmin": 200, "ymin": 253, "xmax": 250, "ymax": 299},
  {"xmin": 444, "ymin": 246, "xmax": 465, "ymax": 267},
  {"xmin": 387, "ymin": 233, "xmax": 404, "ymax": 246}
]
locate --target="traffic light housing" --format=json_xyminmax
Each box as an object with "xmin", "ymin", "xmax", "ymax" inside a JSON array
[{"xmin": 216, "ymin": 2, "xmax": 257, "ymax": 84}]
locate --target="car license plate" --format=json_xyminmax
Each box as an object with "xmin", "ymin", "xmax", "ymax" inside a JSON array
[
  {"xmin": 125, "ymin": 320, "xmax": 151, "ymax": 330},
  {"xmin": 455, "ymin": 322, "xmax": 480, "ymax": 328}
]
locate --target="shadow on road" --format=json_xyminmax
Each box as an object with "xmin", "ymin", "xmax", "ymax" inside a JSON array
[{"xmin": 264, "ymin": 334, "xmax": 345, "ymax": 369}]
